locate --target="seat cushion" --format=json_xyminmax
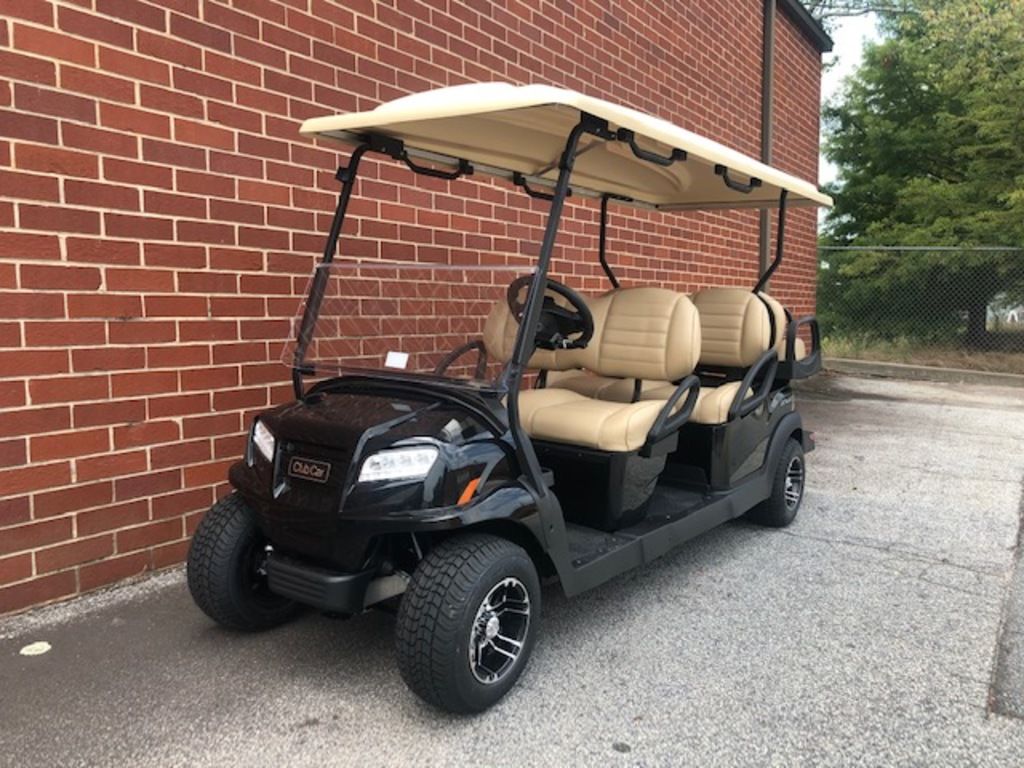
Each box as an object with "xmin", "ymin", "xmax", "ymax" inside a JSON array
[
  {"xmin": 691, "ymin": 382, "xmax": 744, "ymax": 424},
  {"xmin": 548, "ymin": 371, "xmax": 672, "ymax": 402},
  {"xmin": 518, "ymin": 388, "xmax": 666, "ymax": 452}
]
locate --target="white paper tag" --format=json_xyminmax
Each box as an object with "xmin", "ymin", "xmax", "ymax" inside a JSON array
[{"xmin": 384, "ymin": 351, "xmax": 409, "ymax": 369}]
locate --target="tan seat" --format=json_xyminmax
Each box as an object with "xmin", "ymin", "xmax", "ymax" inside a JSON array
[
  {"xmin": 687, "ymin": 287, "xmax": 775, "ymax": 424},
  {"xmin": 758, "ymin": 292, "xmax": 807, "ymax": 361},
  {"xmin": 483, "ymin": 287, "xmax": 701, "ymax": 451}
]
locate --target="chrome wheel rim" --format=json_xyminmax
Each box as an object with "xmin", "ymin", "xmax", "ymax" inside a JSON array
[
  {"xmin": 784, "ymin": 455, "xmax": 804, "ymax": 512},
  {"xmin": 468, "ymin": 577, "xmax": 530, "ymax": 685}
]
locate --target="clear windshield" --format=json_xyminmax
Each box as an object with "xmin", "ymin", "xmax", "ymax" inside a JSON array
[{"xmin": 283, "ymin": 260, "xmax": 534, "ymax": 387}]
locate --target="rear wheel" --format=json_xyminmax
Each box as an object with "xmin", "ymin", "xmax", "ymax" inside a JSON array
[
  {"xmin": 395, "ymin": 534, "xmax": 540, "ymax": 713},
  {"xmin": 747, "ymin": 438, "xmax": 805, "ymax": 527},
  {"xmin": 187, "ymin": 493, "xmax": 300, "ymax": 631}
]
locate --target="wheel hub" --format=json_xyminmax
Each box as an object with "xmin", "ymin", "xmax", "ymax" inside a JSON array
[{"xmin": 468, "ymin": 577, "xmax": 530, "ymax": 685}]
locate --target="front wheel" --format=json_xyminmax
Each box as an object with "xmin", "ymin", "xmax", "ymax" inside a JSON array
[
  {"xmin": 187, "ymin": 493, "xmax": 300, "ymax": 631},
  {"xmin": 395, "ymin": 534, "xmax": 540, "ymax": 713},
  {"xmin": 746, "ymin": 438, "xmax": 805, "ymax": 527}
]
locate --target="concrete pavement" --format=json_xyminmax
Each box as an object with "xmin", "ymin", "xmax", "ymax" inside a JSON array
[{"xmin": 2, "ymin": 372, "xmax": 1023, "ymax": 767}]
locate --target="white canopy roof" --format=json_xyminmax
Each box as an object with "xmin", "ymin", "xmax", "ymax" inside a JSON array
[{"xmin": 300, "ymin": 83, "xmax": 832, "ymax": 211}]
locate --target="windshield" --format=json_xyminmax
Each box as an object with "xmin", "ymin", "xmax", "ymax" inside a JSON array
[{"xmin": 283, "ymin": 261, "xmax": 535, "ymax": 387}]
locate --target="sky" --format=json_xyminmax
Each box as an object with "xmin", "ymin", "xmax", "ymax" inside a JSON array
[{"xmin": 818, "ymin": 13, "xmax": 881, "ymax": 186}]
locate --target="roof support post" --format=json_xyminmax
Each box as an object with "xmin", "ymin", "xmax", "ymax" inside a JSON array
[
  {"xmin": 505, "ymin": 117, "xmax": 593, "ymax": 496},
  {"xmin": 754, "ymin": 189, "xmax": 788, "ymax": 294},
  {"xmin": 598, "ymin": 195, "xmax": 620, "ymax": 289},
  {"xmin": 758, "ymin": 0, "xmax": 776, "ymax": 284},
  {"xmin": 291, "ymin": 144, "xmax": 369, "ymax": 399}
]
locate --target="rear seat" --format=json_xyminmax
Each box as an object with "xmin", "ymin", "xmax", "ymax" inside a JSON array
[
  {"xmin": 483, "ymin": 286, "xmax": 701, "ymax": 452},
  {"xmin": 549, "ymin": 286, "xmax": 788, "ymax": 424}
]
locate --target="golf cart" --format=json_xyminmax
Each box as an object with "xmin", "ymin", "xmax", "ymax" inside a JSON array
[{"xmin": 186, "ymin": 83, "xmax": 831, "ymax": 713}]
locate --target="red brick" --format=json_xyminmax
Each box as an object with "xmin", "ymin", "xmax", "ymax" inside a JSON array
[
  {"xmin": 67, "ymin": 293, "xmax": 142, "ymax": 319},
  {"xmin": 0, "ymin": 553, "xmax": 32, "ymax": 587},
  {"xmin": 0, "ymin": 405, "xmax": 70, "ymax": 439},
  {"xmin": 0, "ymin": 349, "xmax": 69, "ymax": 376},
  {"xmin": 174, "ymin": 118, "xmax": 236, "ymax": 151},
  {"xmin": 176, "ymin": 169, "xmax": 236, "ymax": 198},
  {"xmin": 117, "ymin": 517, "xmax": 182, "ymax": 554},
  {"xmin": 31, "ymin": 428, "xmax": 109, "ymax": 461},
  {"xmin": 0, "ymin": 438, "xmax": 27, "ymax": 468},
  {"xmin": 152, "ymin": 486, "xmax": 211, "ymax": 520},
  {"xmin": 15, "ymin": 144, "xmax": 97, "ymax": 178},
  {"xmin": 0, "ymin": 570, "xmax": 76, "ymax": 615},
  {"xmin": 60, "ymin": 64, "xmax": 135, "ymax": 103},
  {"xmin": 114, "ymin": 468, "xmax": 180, "ymax": 501},
  {"xmin": 73, "ymin": 399, "xmax": 145, "ymax": 428},
  {"xmin": 151, "ymin": 439, "xmax": 211, "ymax": 470},
  {"xmin": 77, "ymin": 449, "xmax": 147, "ymax": 482},
  {"xmin": 0, "ymin": 109, "xmax": 58, "ymax": 143},
  {"xmin": 25, "ymin": 321, "xmax": 106, "ymax": 348},
  {"xmin": 62, "ymin": 123, "xmax": 136, "ymax": 158},
  {"xmin": 34, "ymin": 480, "xmax": 112, "ymax": 518},
  {"xmin": 13, "ymin": 83, "xmax": 95, "ymax": 124},
  {"xmin": 100, "ymin": 104, "xmax": 170, "ymax": 140},
  {"xmin": 111, "ymin": 370, "xmax": 177, "ymax": 397},
  {"xmin": 76, "ymin": 499, "xmax": 148, "ymax": 536},
  {"xmin": 79, "ymin": 551, "xmax": 149, "ymax": 592},
  {"xmin": 72, "ymin": 346, "xmax": 145, "ymax": 372},
  {"xmin": 151, "ymin": 538, "xmax": 190, "ymax": 569},
  {"xmin": 176, "ymin": 220, "xmax": 235, "ymax": 245},
  {"xmin": 142, "ymin": 138, "xmax": 205, "ymax": 170},
  {"xmin": 2, "ymin": 1, "xmax": 54, "ymax": 25},
  {"xmin": 20, "ymin": 263, "xmax": 101, "ymax": 291},
  {"xmin": 147, "ymin": 391, "xmax": 210, "ymax": 419},
  {"xmin": 113, "ymin": 420, "xmax": 180, "ymax": 449},
  {"xmin": 0, "ymin": 517, "xmax": 73, "ymax": 557},
  {"xmin": 96, "ymin": 0, "xmax": 166, "ymax": 32},
  {"xmin": 147, "ymin": 344, "xmax": 211, "ymax": 369},
  {"xmin": 20, "ymin": 204, "xmax": 100, "ymax": 234},
  {"xmin": 143, "ymin": 242, "xmax": 206, "ymax": 269},
  {"xmin": 66, "ymin": 237, "xmax": 140, "ymax": 265},
  {"xmin": 36, "ymin": 534, "xmax": 114, "ymax": 574},
  {"xmin": 0, "ymin": 496, "xmax": 31, "ymax": 527},
  {"xmin": 0, "ymin": 50, "xmax": 57, "ymax": 85},
  {"xmin": 58, "ymin": 6, "xmax": 134, "ymax": 47},
  {"xmin": 0, "ymin": 231, "xmax": 61, "ymax": 261},
  {"xmin": 104, "ymin": 157, "xmax": 174, "ymax": 190},
  {"xmin": 105, "ymin": 213, "xmax": 175, "ymax": 241},
  {"xmin": 182, "ymin": 412, "xmax": 239, "ymax": 438},
  {"xmin": 108, "ymin": 319, "xmax": 176, "ymax": 344},
  {"xmin": 139, "ymin": 84, "xmax": 204, "ymax": 119},
  {"xmin": 143, "ymin": 190, "xmax": 207, "ymax": 218},
  {"xmin": 65, "ymin": 180, "xmax": 140, "ymax": 211},
  {"xmin": 14, "ymin": 23, "xmax": 95, "ymax": 66},
  {"xmin": 106, "ymin": 268, "xmax": 175, "ymax": 293},
  {"xmin": 0, "ymin": 170, "xmax": 59, "ymax": 202},
  {"xmin": 98, "ymin": 47, "xmax": 170, "ymax": 86},
  {"xmin": 30, "ymin": 375, "xmax": 109, "ymax": 404},
  {"xmin": 0, "ymin": 293, "xmax": 62, "ymax": 320}
]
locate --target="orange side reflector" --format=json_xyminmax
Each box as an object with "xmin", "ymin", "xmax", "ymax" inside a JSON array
[{"xmin": 458, "ymin": 477, "xmax": 481, "ymax": 505}]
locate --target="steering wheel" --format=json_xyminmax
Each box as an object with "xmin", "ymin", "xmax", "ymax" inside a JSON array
[{"xmin": 506, "ymin": 275, "xmax": 594, "ymax": 351}]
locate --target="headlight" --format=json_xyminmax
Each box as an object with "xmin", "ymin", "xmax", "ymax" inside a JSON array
[
  {"xmin": 252, "ymin": 420, "xmax": 276, "ymax": 462},
  {"xmin": 358, "ymin": 446, "xmax": 439, "ymax": 483}
]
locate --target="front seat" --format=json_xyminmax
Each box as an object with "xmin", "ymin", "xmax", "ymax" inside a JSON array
[{"xmin": 508, "ymin": 287, "xmax": 702, "ymax": 452}]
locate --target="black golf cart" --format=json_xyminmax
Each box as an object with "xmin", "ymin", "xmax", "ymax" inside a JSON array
[{"xmin": 186, "ymin": 83, "xmax": 831, "ymax": 713}]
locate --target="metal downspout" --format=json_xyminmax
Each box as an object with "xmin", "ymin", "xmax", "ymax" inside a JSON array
[{"xmin": 759, "ymin": 0, "xmax": 776, "ymax": 283}]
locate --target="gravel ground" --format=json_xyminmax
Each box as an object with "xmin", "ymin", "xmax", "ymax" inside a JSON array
[{"xmin": 1, "ymin": 372, "xmax": 1023, "ymax": 767}]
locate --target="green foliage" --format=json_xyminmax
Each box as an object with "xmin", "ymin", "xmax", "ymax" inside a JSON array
[{"xmin": 821, "ymin": 0, "xmax": 1024, "ymax": 346}]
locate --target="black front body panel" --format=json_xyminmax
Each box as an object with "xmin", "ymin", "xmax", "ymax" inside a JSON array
[{"xmin": 230, "ymin": 379, "xmax": 522, "ymax": 571}]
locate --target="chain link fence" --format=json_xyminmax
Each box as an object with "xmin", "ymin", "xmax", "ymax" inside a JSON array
[{"xmin": 817, "ymin": 246, "xmax": 1024, "ymax": 374}]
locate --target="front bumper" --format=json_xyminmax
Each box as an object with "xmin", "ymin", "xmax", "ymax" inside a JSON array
[{"xmin": 265, "ymin": 552, "xmax": 375, "ymax": 613}]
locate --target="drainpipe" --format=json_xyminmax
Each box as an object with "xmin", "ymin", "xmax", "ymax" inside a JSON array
[{"xmin": 759, "ymin": 0, "xmax": 776, "ymax": 283}]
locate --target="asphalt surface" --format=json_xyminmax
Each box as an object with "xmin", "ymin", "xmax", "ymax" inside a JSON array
[{"xmin": 2, "ymin": 372, "xmax": 1024, "ymax": 767}]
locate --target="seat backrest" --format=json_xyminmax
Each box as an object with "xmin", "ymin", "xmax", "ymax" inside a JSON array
[
  {"xmin": 756, "ymin": 292, "xmax": 788, "ymax": 356},
  {"xmin": 691, "ymin": 287, "xmax": 771, "ymax": 368},
  {"xmin": 483, "ymin": 286, "xmax": 701, "ymax": 382},
  {"xmin": 579, "ymin": 287, "xmax": 701, "ymax": 382}
]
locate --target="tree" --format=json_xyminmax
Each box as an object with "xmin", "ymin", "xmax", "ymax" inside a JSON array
[{"xmin": 821, "ymin": 0, "xmax": 1024, "ymax": 347}]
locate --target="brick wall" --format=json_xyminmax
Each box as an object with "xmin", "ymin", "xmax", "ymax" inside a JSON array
[{"xmin": 0, "ymin": 0, "xmax": 825, "ymax": 614}]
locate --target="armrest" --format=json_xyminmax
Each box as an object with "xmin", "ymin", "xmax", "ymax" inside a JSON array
[
  {"xmin": 727, "ymin": 349, "xmax": 779, "ymax": 421},
  {"xmin": 433, "ymin": 340, "xmax": 488, "ymax": 379},
  {"xmin": 643, "ymin": 374, "xmax": 700, "ymax": 450},
  {"xmin": 780, "ymin": 315, "xmax": 821, "ymax": 380}
]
